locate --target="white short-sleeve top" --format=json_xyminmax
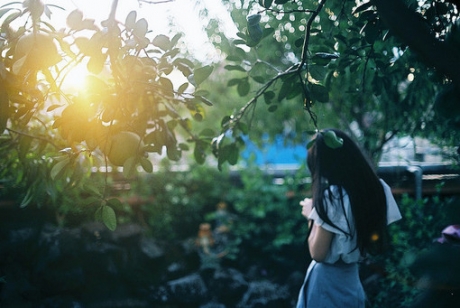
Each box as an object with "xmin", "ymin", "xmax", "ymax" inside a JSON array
[{"xmin": 307, "ymin": 179, "xmax": 402, "ymax": 264}]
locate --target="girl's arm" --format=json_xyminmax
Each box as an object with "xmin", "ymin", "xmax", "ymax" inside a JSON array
[
  {"xmin": 300, "ymin": 197, "xmax": 333, "ymax": 262},
  {"xmin": 308, "ymin": 223, "xmax": 333, "ymax": 262}
]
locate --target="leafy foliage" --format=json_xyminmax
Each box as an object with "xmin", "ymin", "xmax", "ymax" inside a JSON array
[
  {"xmin": 123, "ymin": 162, "xmax": 236, "ymax": 240},
  {"xmin": 0, "ymin": 0, "xmax": 216, "ymax": 228},
  {"xmin": 367, "ymin": 192, "xmax": 460, "ymax": 307},
  {"xmin": 1, "ymin": 0, "xmax": 459, "ymax": 228},
  {"xmin": 203, "ymin": 0, "xmax": 460, "ymax": 162},
  {"xmin": 116, "ymin": 162, "xmax": 311, "ymax": 275},
  {"xmin": 223, "ymin": 164, "xmax": 310, "ymax": 272}
]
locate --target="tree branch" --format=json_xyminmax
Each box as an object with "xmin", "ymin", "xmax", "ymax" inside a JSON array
[
  {"xmin": 372, "ymin": 0, "xmax": 460, "ymax": 90},
  {"xmin": 7, "ymin": 128, "xmax": 60, "ymax": 149}
]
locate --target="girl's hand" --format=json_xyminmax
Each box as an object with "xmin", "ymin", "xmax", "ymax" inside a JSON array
[{"xmin": 300, "ymin": 197, "xmax": 313, "ymax": 219}]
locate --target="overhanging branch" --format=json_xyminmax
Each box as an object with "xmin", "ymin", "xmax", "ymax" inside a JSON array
[{"xmin": 372, "ymin": 0, "xmax": 460, "ymax": 90}]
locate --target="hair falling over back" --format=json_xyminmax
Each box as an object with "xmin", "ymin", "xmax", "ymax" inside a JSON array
[{"xmin": 307, "ymin": 129, "xmax": 388, "ymax": 255}]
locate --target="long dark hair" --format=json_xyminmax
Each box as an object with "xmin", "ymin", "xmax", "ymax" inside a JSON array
[{"xmin": 307, "ymin": 129, "xmax": 388, "ymax": 255}]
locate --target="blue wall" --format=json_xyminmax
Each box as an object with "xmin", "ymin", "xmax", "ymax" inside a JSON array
[{"xmin": 241, "ymin": 136, "xmax": 307, "ymax": 166}]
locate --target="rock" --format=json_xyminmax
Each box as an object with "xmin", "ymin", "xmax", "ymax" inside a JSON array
[
  {"xmin": 37, "ymin": 224, "xmax": 82, "ymax": 266},
  {"xmin": 38, "ymin": 263, "xmax": 84, "ymax": 296},
  {"xmin": 200, "ymin": 301, "xmax": 226, "ymax": 308},
  {"xmin": 140, "ymin": 237, "xmax": 164, "ymax": 259},
  {"xmin": 0, "ymin": 218, "xmax": 299, "ymax": 308},
  {"xmin": 5, "ymin": 226, "xmax": 40, "ymax": 264},
  {"xmin": 86, "ymin": 298, "xmax": 150, "ymax": 308},
  {"xmin": 0, "ymin": 262, "xmax": 40, "ymax": 305},
  {"xmin": 166, "ymin": 273, "xmax": 209, "ymax": 304},
  {"xmin": 205, "ymin": 267, "xmax": 248, "ymax": 306},
  {"xmin": 110, "ymin": 223, "xmax": 144, "ymax": 245},
  {"xmin": 37, "ymin": 296, "xmax": 84, "ymax": 308},
  {"xmin": 237, "ymin": 280, "xmax": 290, "ymax": 308}
]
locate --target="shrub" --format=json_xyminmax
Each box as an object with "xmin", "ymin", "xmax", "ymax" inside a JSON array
[{"xmin": 367, "ymin": 191, "xmax": 460, "ymax": 307}]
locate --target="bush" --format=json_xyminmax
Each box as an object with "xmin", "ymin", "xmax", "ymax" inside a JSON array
[
  {"xmin": 222, "ymin": 164, "xmax": 311, "ymax": 278},
  {"xmin": 122, "ymin": 163, "xmax": 236, "ymax": 240},
  {"xmin": 117, "ymin": 162, "xmax": 312, "ymax": 279},
  {"xmin": 367, "ymin": 191, "xmax": 460, "ymax": 307}
]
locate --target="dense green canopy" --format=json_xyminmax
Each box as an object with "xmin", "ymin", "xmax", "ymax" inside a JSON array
[{"xmin": 0, "ymin": 0, "xmax": 459, "ymax": 228}]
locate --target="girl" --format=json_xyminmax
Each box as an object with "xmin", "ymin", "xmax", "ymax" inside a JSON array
[{"xmin": 296, "ymin": 129, "xmax": 402, "ymax": 307}]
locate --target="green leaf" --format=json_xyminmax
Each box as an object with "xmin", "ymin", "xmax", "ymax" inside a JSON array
[
  {"xmin": 264, "ymin": 91, "xmax": 276, "ymax": 104},
  {"xmin": 309, "ymin": 65, "xmax": 328, "ymax": 81},
  {"xmin": 236, "ymin": 122, "xmax": 249, "ymax": 134},
  {"xmin": 197, "ymin": 95, "xmax": 213, "ymax": 106},
  {"xmin": 247, "ymin": 14, "xmax": 263, "ymax": 44},
  {"xmin": 323, "ymin": 130, "xmax": 343, "ymax": 149},
  {"xmin": 278, "ymin": 78, "xmax": 293, "ymax": 101},
  {"xmin": 194, "ymin": 141, "xmax": 206, "ymax": 165},
  {"xmin": 177, "ymin": 82, "xmax": 189, "ymax": 95},
  {"xmin": 227, "ymin": 144, "xmax": 240, "ymax": 165},
  {"xmin": 87, "ymin": 51, "xmax": 107, "ymax": 74},
  {"xmin": 20, "ymin": 188, "xmax": 34, "ymax": 208},
  {"xmin": 251, "ymin": 76, "xmax": 265, "ymax": 84},
  {"xmin": 310, "ymin": 84, "xmax": 329, "ymax": 103},
  {"xmin": 83, "ymin": 183, "xmax": 103, "ymax": 198},
  {"xmin": 294, "ymin": 38, "xmax": 304, "ymax": 47},
  {"xmin": 233, "ymin": 39, "xmax": 247, "ymax": 46},
  {"xmin": 94, "ymin": 206, "xmax": 102, "ymax": 221},
  {"xmin": 123, "ymin": 156, "xmax": 137, "ymax": 178},
  {"xmin": 286, "ymin": 83, "xmax": 302, "ymax": 100},
  {"xmin": 221, "ymin": 116, "xmax": 231, "ymax": 128},
  {"xmin": 125, "ymin": 11, "xmax": 137, "ymax": 30},
  {"xmin": 2, "ymin": 10, "xmax": 20, "ymax": 25},
  {"xmin": 107, "ymin": 198, "xmax": 123, "ymax": 209},
  {"xmin": 352, "ymin": 1, "xmax": 373, "ymax": 14},
  {"xmin": 50, "ymin": 157, "xmax": 70, "ymax": 180},
  {"xmin": 312, "ymin": 52, "xmax": 339, "ymax": 66},
  {"xmin": 133, "ymin": 18, "xmax": 148, "ymax": 38},
  {"xmin": 262, "ymin": 0, "xmax": 274, "ymax": 9},
  {"xmin": 237, "ymin": 78, "xmax": 250, "ymax": 96},
  {"xmin": 140, "ymin": 157, "xmax": 153, "ymax": 173},
  {"xmin": 0, "ymin": 8, "xmax": 17, "ymax": 20},
  {"xmin": 262, "ymin": 27, "xmax": 274, "ymax": 39},
  {"xmin": 152, "ymin": 34, "xmax": 171, "ymax": 51},
  {"xmin": 166, "ymin": 145, "xmax": 181, "ymax": 161},
  {"xmin": 102, "ymin": 205, "xmax": 117, "ymax": 231},
  {"xmin": 363, "ymin": 20, "xmax": 380, "ymax": 44},
  {"xmin": 0, "ymin": 91, "xmax": 8, "ymax": 133},
  {"xmin": 159, "ymin": 77, "xmax": 174, "ymax": 93},
  {"xmin": 224, "ymin": 65, "xmax": 246, "ymax": 72},
  {"xmin": 66, "ymin": 9, "xmax": 83, "ymax": 30},
  {"xmin": 178, "ymin": 143, "xmax": 189, "ymax": 151},
  {"xmin": 170, "ymin": 33, "xmax": 182, "ymax": 47},
  {"xmin": 314, "ymin": 52, "xmax": 340, "ymax": 60},
  {"xmin": 83, "ymin": 196, "xmax": 101, "ymax": 206},
  {"xmin": 199, "ymin": 128, "xmax": 216, "ymax": 137},
  {"xmin": 226, "ymin": 55, "xmax": 241, "ymax": 62},
  {"xmin": 227, "ymin": 78, "xmax": 240, "ymax": 86},
  {"xmin": 194, "ymin": 89, "xmax": 209, "ymax": 96},
  {"xmin": 74, "ymin": 37, "xmax": 92, "ymax": 55},
  {"xmin": 192, "ymin": 65, "xmax": 214, "ymax": 86},
  {"xmin": 46, "ymin": 104, "xmax": 62, "ymax": 112}
]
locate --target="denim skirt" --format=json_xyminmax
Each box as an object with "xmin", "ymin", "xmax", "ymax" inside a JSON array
[{"xmin": 296, "ymin": 260, "xmax": 365, "ymax": 308}]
